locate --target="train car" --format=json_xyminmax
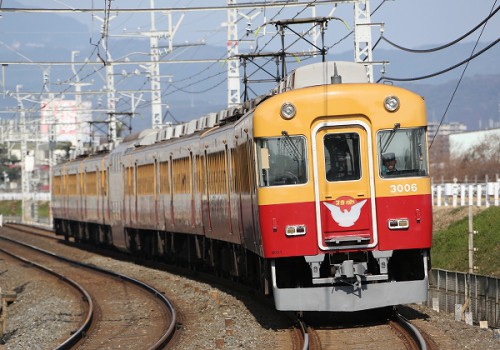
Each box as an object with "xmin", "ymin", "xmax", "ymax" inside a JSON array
[
  {"xmin": 52, "ymin": 145, "xmax": 112, "ymax": 244},
  {"xmin": 52, "ymin": 61, "xmax": 432, "ymax": 312}
]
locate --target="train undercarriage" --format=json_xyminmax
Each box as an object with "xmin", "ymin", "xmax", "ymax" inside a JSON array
[
  {"xmin": 54, "ymin": 217, "xmax": 430, "ymax": 312},
  {"xmin": 54, "ymin": 218, "xmax": 271, "ymax": 294}
]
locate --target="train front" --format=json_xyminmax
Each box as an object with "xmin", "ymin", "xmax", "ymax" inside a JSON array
[{"xmin": 253, "ymin": 62, "xmax": 432, "ymax": 312}]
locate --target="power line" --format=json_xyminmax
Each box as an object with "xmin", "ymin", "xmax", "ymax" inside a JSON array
[
  {"xmin": 378, "ymin": 37, "xmax": 499, "ymax": 82},
  {"xmin": 380, "ymin": 5, "xmax": 499, "ymax": 54},
  {"xmin": 429, "ymin": 0, "xmax": 498, "ymax": 150},
  {"xmin": 0, "ymin": 1, "xmax": 345, "ymax": 13}
]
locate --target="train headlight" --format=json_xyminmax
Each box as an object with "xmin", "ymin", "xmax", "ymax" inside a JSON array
[
  {"xmin": 280, "ymin": 102, "xmax": 296, "ymax": 120},
  {"xmin": 384, "ymin": 96, "xmax": 400, "ymax": 112},
  {"xmin": 388, "ymin": 218, "xmax": 409, "ymax": 230}
]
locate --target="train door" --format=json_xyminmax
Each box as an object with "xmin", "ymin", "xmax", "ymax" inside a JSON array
[
  {"xmin": 201, "ymin": 151, "xmax": 211, "ymax": 231},
  {"xmin": 82, "ymin": 171, "xmax": 87, "ymax": 219},
  {"xmin": 169, "ymin": 155, "xmax": 174, "ymax": 227},
  {"xmin": 311, "ymin": 121, "xmax": 377, "ymax": 251},
  {"xmin": 101, "ymin": 162, "xmax": 111, "ymax": 224},
  {"xmin": 100, "ymin": 160, "xmax": 106, "ymax": 223},
  {"xmin": 133, "ymin": 163, "xmax": 138, "ymax": 225},
  {"xmin": 78, "ymin": 163, "xmax": 83, "ymax": 220},
  {"xmin": 123, "ymin": 165, "xmax": 128, "ymax": 225},
  {"xmin": 189, "ymin": 153, "xmax": 196, "ymax": 227}
]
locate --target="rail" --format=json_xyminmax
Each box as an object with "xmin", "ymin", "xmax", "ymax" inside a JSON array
[
  {"xmin": 393, "ymin": 312, "xmax": 428, "ymax": 350},
  {"xmin": 0, "ymin": 234, "xmax": 177, "ymax": 349},
  {"xmin": 0, "ymin": 239, "xmax": 94, "ymax": 349}
]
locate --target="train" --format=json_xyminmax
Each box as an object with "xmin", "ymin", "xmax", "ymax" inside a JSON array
[{"xmin": 51, "ymin": 61, "xmax": 432, "ymax": 312}]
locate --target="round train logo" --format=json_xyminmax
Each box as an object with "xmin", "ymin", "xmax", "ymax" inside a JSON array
[{"xmin": 323, "ymin": 196, "xmax": 367, "ymax": 228}]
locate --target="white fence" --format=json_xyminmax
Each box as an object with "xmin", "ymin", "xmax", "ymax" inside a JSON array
[
  {"xmin": 0, "ymin": 192, "xmax": 51, "ymax": 201},
  {"xmin": 432, "ymin": 182, "xmax": 500, "ymax": 207}
]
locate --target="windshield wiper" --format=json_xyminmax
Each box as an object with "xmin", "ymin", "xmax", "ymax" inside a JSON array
[
  {"xmin": 381, "ymin": 123, "xmax": 400, "ymax": 153},
  {"xmin": 281, "ymin": 130, "xmax": 302, "ymax": 162}
]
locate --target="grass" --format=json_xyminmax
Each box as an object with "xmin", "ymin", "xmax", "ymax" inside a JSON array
[
  {"xmin": 432, "ymin": 206, "xmax": 500, "ymax": 277},
  {"xmin": 0, "ymin": 200, "xmax": 50, "ymax": 218}
]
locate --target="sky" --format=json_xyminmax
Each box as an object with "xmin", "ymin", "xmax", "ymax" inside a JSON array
[
  {"xmin": 7, "ymin": 0, "xmax": 500, "ymax": 50},
  {"xmin": 371, "ymin": 0, "xmax": 499, "ymax": 47},
  {"xmin": 1, "ymin": 0, "xmax": 499, "ymax": 130}
]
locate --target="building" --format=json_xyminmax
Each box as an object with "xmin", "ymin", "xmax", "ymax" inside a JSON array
[
  {"xmin": 40, "ymin": 99, "xmax": 92, "ymax": 147},
  {"xmin": 428, "ymin": 122, "xmax": 467, "ymax": 163},
  {"xmin": 449, "ymin": 128, "xmax": 500, "ymax": 157}
]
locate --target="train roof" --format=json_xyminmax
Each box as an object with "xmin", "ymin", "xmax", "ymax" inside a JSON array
[{"xmin": 274, "ymin": 61, "xmax": 369, "ymax": 93}]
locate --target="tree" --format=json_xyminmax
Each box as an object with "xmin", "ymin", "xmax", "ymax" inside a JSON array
[{"xmin": 432, "ymin": 135, "xmax": 500, "ymax": 182}]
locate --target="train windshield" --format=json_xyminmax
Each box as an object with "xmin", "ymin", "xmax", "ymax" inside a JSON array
[
  {"xmin": 255, "ymin": 135, "xmax": 308, "ymax": 187},
  {"xmin": 323, "ymin": 132, "xmax": 361, "ymax": 182},
  {"xmin": 378, "ymin": 127, "xmax": 428, "ymax": 178}
]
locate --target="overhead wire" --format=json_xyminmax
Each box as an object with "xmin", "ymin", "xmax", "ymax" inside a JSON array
[
  {"xmin": 136, "ymin": 0, "xmax": 392, "ymax": 121},
  {"xmin": 136, "ymin": 0, "xmax": 300, "ymax": 114},
  {"xmin": 380, "ymin": 5, "xmax": 499, "ymax": 54},
  {"xmin": 3, "ymin": 1, "xmax": 317, "ymax": 128},
  {"xmin": 232, "ymin": 0, "xmax": 321, "ymax": 97},
  {"xmin": 429, "ymin": 0, "xmax": 498, "ymax": 149},
  {"xmin": 378, "ymin": 38, "xmax": 499, "ymax": 82},
  {"xmin": 326, "ymin": 0, "xmax": 388, "ymax": 52},
  {"xmin": 377, "ymin": 1, "xmax": 499, "ymax": 82},
  {"xmin": 12, "ymin": 1, "xmax": 496, "ymax": 133},
  {"xmin": 92, "ymin": 0, "xmax": 330, "ymax": 118},
  {"xmin": 26, "ymin": 0, "xmax": 110, "ymax": 118}
]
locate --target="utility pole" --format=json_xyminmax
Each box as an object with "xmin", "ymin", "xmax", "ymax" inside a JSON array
[
  {"xmin": 15, "ymin": 85, "xmax": 32, "ymax": 224},
  {"xmin": 71, "ymin": 51, "xmax": 92, "ymax": 149},
  {"xmin": 149, "ymin": 0, "xmax": 163, "ymax": 129},
  {"xmin": 465, "ymin": 205, "xmax": 479, "ymax": 318},
  {"xmin": 122, "ymin": 0, "xmax": 184, "ymax": 129},
  {"xmin": 468, "ymin": 206, "xmax": 475, "ymax": 275},
  {"xmin": 94, "ymin": 14, "xmax": 118, "ymax": 142},
  {"xmin": 48, "ymin": 92, "xmax": 56, "ymax": 226},
  {"xmin": 354, "ymin": 0, "xmax": 375, "ymax": 82},
  {"xmin": 226, "ymin": 0, "xmax": 241, "ymax": 107},
  {"xmin": 105, "ymin": 60, "xmax": 117, "ymax": 142},
  {"xmin": 1, "ymin": 64, "xmax": 7, "ymax": 97},
  {"xmin": 138, "ymin": 1, "xmax": 184, "ymax": 128}
]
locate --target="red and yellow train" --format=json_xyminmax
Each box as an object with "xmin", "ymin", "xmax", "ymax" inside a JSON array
[{"xmin": 51, "ymin": 61, "xmax": 432, "ymax": 312}]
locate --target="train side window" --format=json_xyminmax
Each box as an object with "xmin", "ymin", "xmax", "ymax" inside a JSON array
[
  {"xmin": 378, "ymin": 127, "xmax": 428, "ymax": 178},
  {"xmin": 324, "ymin": 133, "xmax": 361, "ymax": 182},
  {"xmin": 255, "ymin": 136, "xmax": 307, "ymax": 187}
]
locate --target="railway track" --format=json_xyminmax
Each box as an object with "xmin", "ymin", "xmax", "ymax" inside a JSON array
[
  {"xmin": 0, "ymin": 223, "xmax": 295, "ymax": 349},
  {"xmin": 2, "ymin": 223, "xmax": 442, "ymax": 350},
  {"xmin": 0, "ymin": 226, "xmax": 177, "ymax": 349},
  {"xmin": 292, "ymin": 309, "xmax": 435, "ymax": 350}
]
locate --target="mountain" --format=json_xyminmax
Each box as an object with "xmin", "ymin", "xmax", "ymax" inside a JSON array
[{"xmin": 403, "ymin": 74, "xmax": 500, "ymax": 130}]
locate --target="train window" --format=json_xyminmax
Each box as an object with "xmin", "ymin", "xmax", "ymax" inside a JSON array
[
  {"xmin": 85, "ymin": 171, "xmax": 98, "ymax": 195},
  {"xmin": 159, "ymin": 161, "xmax": 170, "ymax": 194},
  {"xmin": 52, "ymin": 175, "xmax": 62, "ymax": 196},
  {"xmin": 172, "ymin": 157, "xmax": 191, "ymax": 194},
  {"xmin": 137, "ymin": 164, "xmax": 155, "ymax": 194},
  {"xmin": 67, "ymin": 174, "xmax": 77, "ymax": 195},
  {"xmin": 324, "ymin": 133, "xmax": 361, "ymax": 181},
  {"xmin": 255, "ymin": 136, "xmax": 307, "ymax": 187},
  {"xmin": 378, "ymin": 127, "xmax": 428, "ymax": 178}
]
